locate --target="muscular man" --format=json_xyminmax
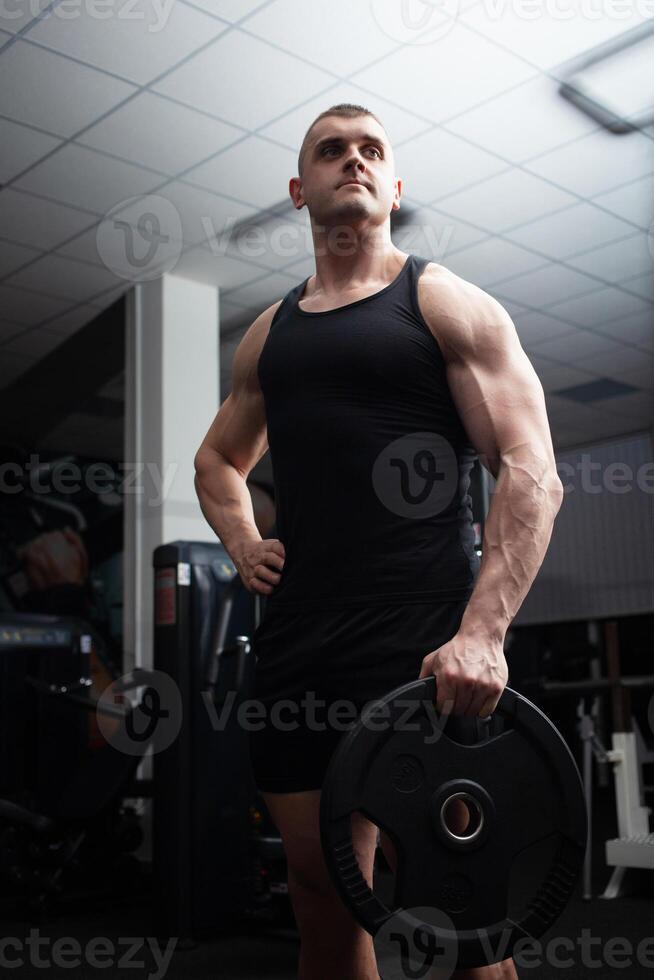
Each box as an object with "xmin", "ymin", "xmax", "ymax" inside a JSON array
[{"xmin": 194, "ymin": 102, "xmax": 563, "ymax": 980}]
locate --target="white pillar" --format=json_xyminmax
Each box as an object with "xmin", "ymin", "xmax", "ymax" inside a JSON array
[{"xmin": 124, "ymin": 273, "xmax": 219, "ymax": 672}]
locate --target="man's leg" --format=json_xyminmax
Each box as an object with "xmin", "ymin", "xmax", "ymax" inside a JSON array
[
  {"xmin": 262, "ymin": 789, "xmax": 381, "ymax": 980},
  {"xmin": 379, "ymin": 827, "xmax": 519, "ymax": 980}
]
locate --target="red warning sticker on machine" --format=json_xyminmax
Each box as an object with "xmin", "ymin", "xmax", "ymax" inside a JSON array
[{"xmin": 155, "ymin": 568, "xmax": 176, "ymax": 626}]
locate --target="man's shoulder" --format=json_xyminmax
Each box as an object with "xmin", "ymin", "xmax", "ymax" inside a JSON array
[{"xmin": 417, "ymin": 260, "xmax": 515, "ymax": 360}]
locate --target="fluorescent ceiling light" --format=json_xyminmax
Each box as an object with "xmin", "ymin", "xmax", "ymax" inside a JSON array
[{"xmin": 559, "ymin": 21, "xmax": 654, "ymax": 133}]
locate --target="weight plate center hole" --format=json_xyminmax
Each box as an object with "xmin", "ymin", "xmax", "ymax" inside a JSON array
[{"xmin": 439, "ymin": 792, "xmax": 484, "ymax": 843}]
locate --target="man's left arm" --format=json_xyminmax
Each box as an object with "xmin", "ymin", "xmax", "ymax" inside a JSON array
[{"xmin": 418, "ymin": 269, "xmax": 564, "ymax": 718}]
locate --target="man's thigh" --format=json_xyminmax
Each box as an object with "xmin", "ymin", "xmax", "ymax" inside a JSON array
[{"xmin": 262, "ymin": 789, "xmax": 380, "ymax": 891}]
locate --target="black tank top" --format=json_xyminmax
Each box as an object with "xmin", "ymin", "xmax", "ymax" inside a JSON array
[{"xmin": 257, "ymin": 253, "xmax": 480, "ymax": 611}]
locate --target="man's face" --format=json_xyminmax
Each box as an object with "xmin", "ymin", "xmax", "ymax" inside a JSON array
[{"xmin": 291, "ymin": 117, "xmax": 401, "ymax": 233}]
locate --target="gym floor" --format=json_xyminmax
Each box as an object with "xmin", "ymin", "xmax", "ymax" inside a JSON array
[{"xmin": 2, "ymin": 782, "xmax": 652, "ymax": 980}]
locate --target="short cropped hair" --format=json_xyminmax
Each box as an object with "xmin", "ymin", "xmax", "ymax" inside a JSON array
[{"xmin": 297, "ymin": 102, "xmax": 388, "ymax": 178}]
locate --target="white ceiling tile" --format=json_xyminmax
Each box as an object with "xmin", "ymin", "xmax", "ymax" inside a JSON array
[
  {"xmin": 0, "ymin": 285, "xmax": 73, "ymax": 325},
  {"xmin": 573, "ymin": 415, "xmax": 639, "ymax": 444},
  {"xmin": 259, "ymin": 81, "xmax": 432, "ymax": 153},
  {"xmin": 0, "ymin": 240, "xmax": 42, "ymax": 278},
  {"xmin": 593, "ymin": 173, "xmax": 654, "ymax": 230},
  {"xmin": 0, "ymin": 350, "xmax": 33, "ymax": 388},
  {"xmin": 580, "ymin": 345, "xmax": 654, "ymax": 380},
  {"xmin": 395, "ymin": 207, "xmax": 487, "ymax": 261},
  {"xmin": 460, "ymin": 1, "xmax": 651, "ymax": 70},
  {"xmin": 393, "ymin": 128, "xmax": 507, "ymax": 204},
  {"xmin": 545, "ymin": 391, "xmax": 581, "ymax": 420},
  {"xmin": 527, "ymin": 329, "xmax": 621, "ymax": 361},
  {"xmin": 0, "ymin": 189, "xmax": 96, "ymax": 249},
  {"xmin": 435, "ymin": 167, "xmax": 577, "ymax": 231},
  {"xmin": 136, "ymin": 180, "xmax": 255, "ymax": 248},
  {"xmin": 5, "ymin": 254, "xmax": 123, "ymax": 303},
  {"xmin": 154, "ymin": 30, "xmax": 333, "ymax": 130},
  {"xmin": 14, "ymin": 144, "xmax": 161, "ymax": 213},
  {"xmin": 494, "ymin": 264, "xmax": 599, "ymax": 308},
  {"xmin": 184, "ymin": 136, "xmax": 297, "ymax": 210},
  {"xmin": 0, "ymin": 40, "xmax": 136, "ymax": 136},
  {"xmin": 490, "ymin": 296, "xmax": 530, "ymax": 319},
  {"xmin": 593, "ymin": 308, "xmax": 654, "ymax": 346},
  {"xmin": 526, "ymin": 127, "xmax": 654, "ymax": 198},
  {"xmin": 528, "ymin": 359, "xmax": 596, "ymax": 391},
  {"xmin": 352, "ymin": 20, "xmax": 537, "ymax": 124},
  {"xmin": 224, "ymin": 269, "xmax": 301, "ymax": 309},
  {"xmin": 87, "ymin": 283, "xmax": 130, "ymax": 309},
  {"xmin": 0, "ymin": 117, "xmax": 62, "ymax": 183},
  {"xmin": 26, "ymin": 0, "xmax": 226, "ymax": 85},
  {"xmin": 245, "ymin": 0, "xmax": 398, "ymax": 75},
  {"xmin": 552, "ymin": 427, "xmax": 591, "ymax": 451},
  {"xmin": 0, "ymin": 321, "xmax": 28, "ymax": 342},
  {"xmin": 217, "ymin": 214, "xmax": 314, "ymax": 272},
  {"xmin": 441, "ymin": 236, "xmax": 545, "ymax": 288},
  {"xmin": 513, "ymin": 309, "xmax": 579, "ymax": 347},
  {"xmin": 546, "ymin": 285, "xmax": 651, "ymax": 327},
  {"xmin": 4, "ymin": 326, "xmax": 67, "ymax": 358},
  {"xmin": 0, "ymin": 0, "xmax": 50, "ymax": 33},
  {"xmin": 592, "ymin": 390, "xmax": 654, "ymax": 420},
  {"xmin": 173, "ymin": 244, "xmax": 274, "ymax": 290},
  {"xmin": 45, "ymin": 304, "xmax": 99, "ymax": 336},
  {"xmin": 616, "ymin": 362, "xmax": 654, "ymax": 388},
  {"xmin": 445, "ymin": 72, "xmax": 598, "ymax": 162},
  {"xmin": 619, "ymin": 270, "xmax": 654, "ymax": 303},
  {"xmin": 567, "ymin": 232, "xmax": 654, "ymax": 282},
  {"xmin": 77, "ymin": 92, "xmax": 243, "ymax": 176},
  {"xmin": 184, "ymin": 0, "xmax": 268, "ymax": 21},
  {"xmin": 508, "ymin": 202, "xmax": 640, "ymax": 260}
]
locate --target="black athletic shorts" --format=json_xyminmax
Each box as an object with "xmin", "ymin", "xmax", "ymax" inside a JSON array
[{"xmin": 247, "ymin": 597, "xmax": 469, "ymax": 794}]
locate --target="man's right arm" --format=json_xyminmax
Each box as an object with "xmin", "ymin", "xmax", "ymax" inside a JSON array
[{"xmin": 194, "ymin": 300, "xmax": 284, "ymax": 595}]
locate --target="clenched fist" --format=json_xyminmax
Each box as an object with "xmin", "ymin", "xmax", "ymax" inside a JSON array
[
  {"xmin": 419, "ymin": 631, "xmax": 508, "ymax": 719},
  {"xmin": 234, "ymin": 538, "xmax": 285, "ymax": 595}
]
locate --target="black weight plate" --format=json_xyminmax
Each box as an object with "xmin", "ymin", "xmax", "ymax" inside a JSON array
[{"xmin": 320, "ymin": 678, "xmax": 587, "ymax": 971}]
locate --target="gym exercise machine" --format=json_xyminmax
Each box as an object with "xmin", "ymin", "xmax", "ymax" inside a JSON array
[
  {"xmin": 152, "ymin": 540, "xmax": 288, "ymax": 944},
  {"xmin": 540, "ymin": 621, "xmax": 654, "ymax": 899}
]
